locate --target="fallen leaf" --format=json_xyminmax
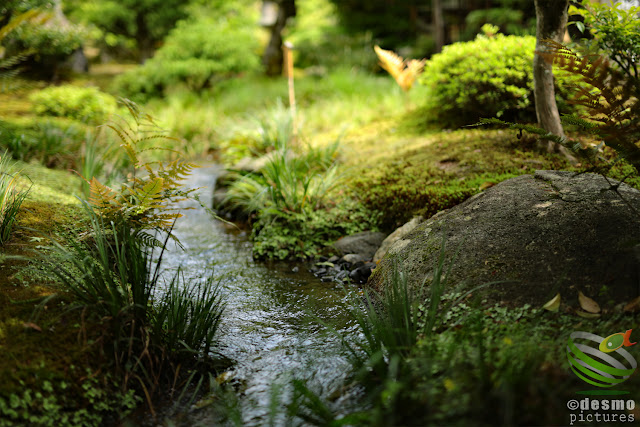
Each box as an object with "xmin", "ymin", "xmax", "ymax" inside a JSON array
[
  {"xmin": 578, "ymin": 291, "xmax": 600, "ymax": 314},
  {"xmin": 624, "ymin": 296, "xmax": 640, "ymax": 312},
  {"xmin": 542, "ymin": 293, "xmax": 561, "ymax": 312},
  {"xmin": 479, "ymin": 182, "xmax": 495, "ymax": 190},
  {"xmin": 22, "ymin": 322, "xmax": 42, "ymax": 332},
  {"xmin": 576, "ymin": 310, "xmax": 601, "ymax": 319}
]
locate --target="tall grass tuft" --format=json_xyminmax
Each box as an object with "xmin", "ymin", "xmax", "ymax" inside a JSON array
[
  {"xmin": 224, "ymin": 105, "xmax": 343, "ymax": 216},
  {"xmin": 47, "ymin": 203, "xmax": 157, "ymax": 321},
  {"xmin": 0, "ymin": 151, "xmax": 30, "ymax": 245},
  {"xmin": 151, "ymin": 269, "xmax": 225, "ymax": 358},
  {"xmin": 341, "ymin": 233, "xmax": 455, "ymax": 381},
  {"xmin": 45, "ymin": 201, "xmax": 226, "ymax": 411}
]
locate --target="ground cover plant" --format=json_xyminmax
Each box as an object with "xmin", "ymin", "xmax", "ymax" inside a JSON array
[{"xmin": 0, "ymin": 104, "xmax": 228, "ymax": 425}]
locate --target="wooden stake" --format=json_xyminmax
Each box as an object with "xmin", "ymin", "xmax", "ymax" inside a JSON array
[{"xmin": 283, "ymin": 41, "xmax": 297, "ymax": 142}]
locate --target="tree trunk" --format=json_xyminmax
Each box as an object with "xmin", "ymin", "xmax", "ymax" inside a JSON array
[
  {"xmin": 263, "ymin": 0, "xmax": 296, "ymax": 77},
  {"xmin": 136, "ymin": 14, "xmax": 154, "ymax": 62},
  {"xmin": 432, "ymin": 0, "xmax": 445, "ymax": 53},
  {"xmin": 533, "ymin": 0, "xmax": 572, "ymax": 156}
]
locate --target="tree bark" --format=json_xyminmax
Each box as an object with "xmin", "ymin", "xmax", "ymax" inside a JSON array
[
  {"xmin": 263, "ymin": 0, "xmax": 296, "ymax": 77},
  {"xmin": 533, "ymin": 0, "xmax": 572, "ymax": 155},
  {"xmin": 432, "ymin": 0, "xmax": 444, "ymax": 53}
]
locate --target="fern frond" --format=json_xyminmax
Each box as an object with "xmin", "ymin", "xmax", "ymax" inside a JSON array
[{"xmin": 374, "ymin": 45, "xmax": 426, "ymax": 91}]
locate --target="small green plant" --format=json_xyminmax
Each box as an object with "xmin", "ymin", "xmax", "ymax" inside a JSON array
[
  {"xmin": 251, "ymin": 198, "xmax": 378, "ymax": 260},
  {"xmin": 0, "ymin": 150, "xmax": 30, "ymax": 245},
  {"xmin": 47, "ymin": 203, "xmax": 158, "ymax": 321},
  {"xmin": 0, "ymin": 373, "xmax": 140, "ymax": 427},
  {"xmin": 46, "ymin": 202, "xmax": 226, "ymax": 410},
  {"xmin": 338, "ymin": 234, "xmax": 454, "ymax": 383},
  {"xmin": 223, "ymin": 107, "xmax": 343, "ymax": 217},
  {"xmin": 29, "ymin": 85, "xmax": 118, "ymax": 123}
]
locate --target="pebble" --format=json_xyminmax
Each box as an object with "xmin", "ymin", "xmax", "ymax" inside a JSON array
[{"xmin": 307, "ymin": 255, "xmax": 375, "ymax": 285}]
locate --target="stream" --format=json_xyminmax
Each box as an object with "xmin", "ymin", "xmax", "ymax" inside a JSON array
[{"xmin": 160, "ymin": 164, "xmax": 360, "ymax": 425}]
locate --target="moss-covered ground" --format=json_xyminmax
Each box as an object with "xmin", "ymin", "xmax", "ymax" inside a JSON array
[{"xmin": 0, "ymin": 163, "xmax": 139, "ymax": 426}]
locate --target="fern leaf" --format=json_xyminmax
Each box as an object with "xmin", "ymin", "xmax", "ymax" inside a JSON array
[{"xmin": 374, "ymin": 45, "xmax": 425, "ymax": 91}]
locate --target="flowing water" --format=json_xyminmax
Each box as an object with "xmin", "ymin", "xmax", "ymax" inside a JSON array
[{"xmin": 161, "ymin": 164, "xmax": 360, "ymax": 425}]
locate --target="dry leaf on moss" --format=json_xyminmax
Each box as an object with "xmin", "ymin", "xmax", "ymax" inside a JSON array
[{"xmin": 578, "ymin": 291, "xmax": 600, "ymax": 314}]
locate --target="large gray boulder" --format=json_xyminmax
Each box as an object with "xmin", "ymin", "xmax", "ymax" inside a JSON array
[
  {"xmin": 373, "ymin": 216, "xmax": 424, "ymax": 262},
  {"xmin": 369, "ymin": 171, "xmax": 640, "ymax": 307}
]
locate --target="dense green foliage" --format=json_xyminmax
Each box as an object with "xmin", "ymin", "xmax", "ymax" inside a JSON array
[
  {"xmin": 571, "ymin": 0, "xmax": 639, "ymax": 80},
  {"xmin": 29, "ymin": 85, "xmax": 117, "ymax": 122},
  {"xmin": 0, "ymin": 374, "xmax": 139, "ymax": 427},
  {"xmin": 114, "ymin": 14, "xmax": 260, "ymax": 100},
  {"xmin": 65, "ymin": 0, "xmax": 190, "ymax": 60},
  {"xmin": 287, "ymin": 0, "xmax": 378, "ymax": 70},
  {"xmin": 419, "ymin": 29, "xmax": 579, "ymax": 127},
  {"xmin": 1, "ymin": 3, "xmax": 84, "ymax": 80}
]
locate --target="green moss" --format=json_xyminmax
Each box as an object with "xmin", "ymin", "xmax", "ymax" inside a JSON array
[
  {"xmin": 0, "ymin": 161, "xmax": 138, "ymax": 425},
  {"xmin": 351, "ymin": 129, "xmax": 574, "ymax": 229}
]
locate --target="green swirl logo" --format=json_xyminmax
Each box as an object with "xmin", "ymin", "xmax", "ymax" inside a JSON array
[{"xmin": 567, "ymin": 331, "xmax": 637, "ymax": 388}]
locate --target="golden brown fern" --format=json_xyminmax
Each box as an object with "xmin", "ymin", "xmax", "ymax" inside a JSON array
[
  {"xmin": 537, "ymin": 39, "xmax": 640, "ymax": 171},
  {"xmin": 374, "ymin": 45, "xmax": 426, "ymax": 92},
  {"xmin": 84, "ymin": 99, "xmax": 200, "ymax": 244}
]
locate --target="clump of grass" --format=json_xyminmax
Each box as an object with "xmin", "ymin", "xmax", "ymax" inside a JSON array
[
  {"xmin": 340, "ymin": 233, "xmax": 454, "ymax": 384},
  {"xmin": 0, "ymin": 150, "xmax": 30, "ymax": 245},
  {"xmin": 151, "ymin": 269, "xmax": 225, "ymax": 358},
  {"xmin": 46, "ymin": 203, "xmax": 159, "ymax": 321},
  {"xmin": 224, "ymin": 107, "xmax": 343, "ymax": 216},
  {"xmin": 45, "ymin": 203, "xmax": 226, "ymax": 411}
]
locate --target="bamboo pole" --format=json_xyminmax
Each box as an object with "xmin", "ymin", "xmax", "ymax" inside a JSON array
[{"xmin": 283, "ymin": 41, "xmax": 297, "ymax": 143}]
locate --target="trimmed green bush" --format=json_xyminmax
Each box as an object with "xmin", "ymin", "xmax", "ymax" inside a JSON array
[
  {"xmin": 419, "ymin": 30, "xmax": 580, "ymax": 127},
  {"xmin": 114, "ymin": 15, "xmax": 260, "ymax": 100},
  {"xmin": 29, "ymin": 86, "xmax": 117, "ymax": 123}
]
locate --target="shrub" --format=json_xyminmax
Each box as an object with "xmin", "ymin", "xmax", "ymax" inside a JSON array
[
  {"xmin": 419, "ymin": 28, "xmax": 580, "ymax": 127},
  {"xmin": 29, "ymin": 86, "xmax": 118, "ymax": 123},
  {"xmin": 114, "ymin": 15, "xmax": 260, "ymax": 100},
  {"xmin": 0, "ymin": 119, "xmax": 87, "ymax": 168}
]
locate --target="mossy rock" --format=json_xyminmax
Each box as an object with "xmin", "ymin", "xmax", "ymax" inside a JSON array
[{"xmin": 369, "ymin": 170, "xmax": 640, "ymax": 308}]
